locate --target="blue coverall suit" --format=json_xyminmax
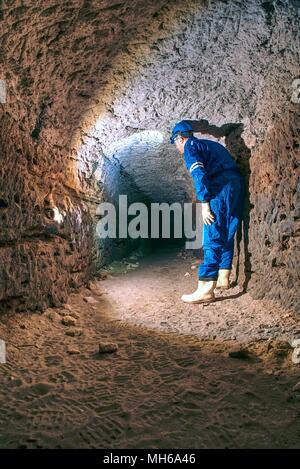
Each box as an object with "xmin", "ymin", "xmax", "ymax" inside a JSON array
[{"xmin": 184, "ymin": 136, "xmax": 245, "ymax": 281}]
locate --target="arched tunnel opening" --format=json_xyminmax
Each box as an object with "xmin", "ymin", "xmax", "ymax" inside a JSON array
[
  {"xmin": 91, "ymin": 128, "xmax": 188, "ymax": 261},
  {"xmin": 0, "ymin": 0, "xmax": 299, "ymax": 452}
]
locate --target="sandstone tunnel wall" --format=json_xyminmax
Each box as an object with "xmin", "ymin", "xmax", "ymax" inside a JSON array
[{"xmin": 0, "ymin": 0, "xmax": 299, "ymax": 312}]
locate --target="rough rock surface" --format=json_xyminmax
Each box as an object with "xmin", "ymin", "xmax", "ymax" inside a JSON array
[{"xmin": 0, "ymin": 0, "xmax": 299, "ymax": 311}]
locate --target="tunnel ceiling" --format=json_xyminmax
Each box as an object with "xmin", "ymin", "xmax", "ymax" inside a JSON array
[
  {"xmin": 2, "ymin": 0, "xmax": 299, "ymax": 198},
  {"xmin": 71, "ymin": 0, "xmax": 299, "ymax": 203},
  {"xmin": 0, "ymin": 0, "xmax": 299, "ymax": 311}
]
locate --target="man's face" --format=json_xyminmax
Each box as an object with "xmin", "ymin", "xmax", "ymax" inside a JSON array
[{"xmin": 174, "ymin": 135, "xmax": 187, "ymax": 155}]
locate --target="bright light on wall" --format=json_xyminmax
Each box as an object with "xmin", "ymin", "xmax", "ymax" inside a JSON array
[
  {"xmin": 53, "ymin": 206, "xmax": 65, "ymax": 224},
  {"xmin": 105, "ymin": 130, "xmax": 164, "ymax": 163},
  {"xmin": 76, "ymin": 127, "xmax": 164, "ymax": 183}
]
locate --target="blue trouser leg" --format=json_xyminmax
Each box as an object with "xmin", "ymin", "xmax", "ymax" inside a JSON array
[
  {"xmin": 219, "ymin": 173, "xmax": 245, "ymax": 269},
  {"xmin": 198, "ymin": 172, "xmax": 244, "ymax": 280},
  {"xmin": 198, "ymin": 195, "xmax": 226, "ymax": 280},
  {"xmin": 219, "ymin": 241, "xmax": 235, "ymax": 270}
]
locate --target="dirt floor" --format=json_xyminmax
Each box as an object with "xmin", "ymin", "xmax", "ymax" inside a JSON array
[{"xmin": 0, "ymin": 247, "xmax": 299, "ymax": 449}]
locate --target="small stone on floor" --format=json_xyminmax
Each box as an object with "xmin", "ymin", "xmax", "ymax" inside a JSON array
[
  {"xmin": 47, "ymin": 311, "xmax": 60, "ymax": 322},
  {"xmin": 83, "ymin": 296, "xmax": 99, "ymax": 304},
  {"xmin": 67, "ymin": 346, "xmax": 80, "ymax": 355},
  {"xmin": 65, "ymin": 328, "xmax": 83, "ymax": 337},
  {"xmin": 98, "ymin": 342, "xmax": 118, "ymax": 354},
  {"xmin": 61, "ymin": 316, "xmax": 77, "ymax": 327}
]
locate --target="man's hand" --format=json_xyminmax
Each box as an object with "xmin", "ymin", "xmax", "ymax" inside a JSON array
[{"xmin": 202, "ymin": 202, "xmax": 215, "ymax": 225}]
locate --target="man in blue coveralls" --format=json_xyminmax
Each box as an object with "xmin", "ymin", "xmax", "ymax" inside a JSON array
[{"xmin": 170, "ymin": 120, "xmax": 245, "ymax": 304}]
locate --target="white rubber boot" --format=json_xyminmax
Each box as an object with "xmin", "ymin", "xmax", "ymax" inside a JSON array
[
  {"xmin": 216, "ymin": 269, "xmax": 231, "ymax": 290},
  {"xmin": 181, "ymin": 280, "xmax": 217, "ymax": 304}
]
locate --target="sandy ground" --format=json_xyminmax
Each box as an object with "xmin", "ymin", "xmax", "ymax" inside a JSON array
[{"xmin": 0, "ymin": 247, "xmax": 299, "ymax": 449}]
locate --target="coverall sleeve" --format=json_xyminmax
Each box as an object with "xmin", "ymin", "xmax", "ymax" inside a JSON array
[{"xmin": 184, "ymin": 142, "xmax": 211, "ymax": 202}]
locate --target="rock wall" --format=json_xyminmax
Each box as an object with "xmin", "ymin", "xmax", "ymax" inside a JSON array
[
  {"xmin": 0, "ymin": 0, "xmax": 299, "ymax": 311},
  {"xmin": 0, "ymin": 111, "xmax": 95, "ymax": 311},
  {"xmin": 248, "ymin": 107, "xmax": 300, "ymax": 309}
]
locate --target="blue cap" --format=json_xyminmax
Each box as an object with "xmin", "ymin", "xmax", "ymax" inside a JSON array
[{"xmin": 170, "ymin": 120, "xmax": 194, "ymax": 144}]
